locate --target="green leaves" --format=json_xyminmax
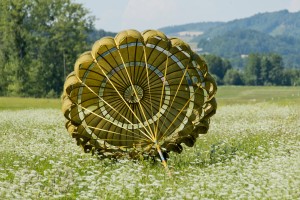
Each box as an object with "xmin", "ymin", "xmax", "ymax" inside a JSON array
[
  {"xmin": 202, "ymin": 54, "xmax": 232, "ymax": 85},
  {"xmin": 244, "ymin": 53, "xmax": 286, "ymax": 86},
  {"xmin": 0, "ymin": 0, "xmax": 94, "ymax": 97}
]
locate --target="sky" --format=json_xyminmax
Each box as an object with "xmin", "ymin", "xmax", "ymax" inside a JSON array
[{"xmin": 75, "ymin": 0, "xmax": 300, "ymax": 32}]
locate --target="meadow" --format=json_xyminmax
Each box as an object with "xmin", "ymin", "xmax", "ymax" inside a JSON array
[{"xmin": 0, "ymin": 86, "xmax": 299, "ymax": 199}]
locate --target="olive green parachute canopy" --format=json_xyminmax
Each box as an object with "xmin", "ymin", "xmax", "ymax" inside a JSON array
[{"xmin": 62, "ymin": 29, "xmax": 217, "ymax": 159}]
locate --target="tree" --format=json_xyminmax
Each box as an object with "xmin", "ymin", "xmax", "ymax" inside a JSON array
[
  {"xmin": 202, "ymin": 54, "xmax": 232, "ymax": 85},
  {"xmin": 268, "ymin": 53, "xmax": 284, "ymax": 85},
  {"xmin": 0, "ymin": 0, "xmax": 32, "ymax": 95},
  {"xmin": 243, "ymin": 53, "xmax": 287, "ymax": 86},
  {"xmin": 284, "ymin": 69, "xmax": 300, "ymax": 86},
  {"xmin": 223, "ymin": 69, "xmax": 244, "ymax": 85},
  {"xmin": 260, "ymin": 56, "xmax": 272, "ymax": 85},
  {"xmin": 243, "ymin": 53, "xmax": 261, "ymax": 85},
  {"xmin": 0, "ymin": 0, "xmax": 94, "ymax": 97}
]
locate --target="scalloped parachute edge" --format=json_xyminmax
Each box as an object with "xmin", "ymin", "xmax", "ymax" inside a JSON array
[{"xmin": 61, "ymin": 29, "xmax": 217, "ymax": 159}]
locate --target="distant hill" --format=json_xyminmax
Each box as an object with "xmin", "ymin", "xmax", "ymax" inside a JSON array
[
  {"xmin": 159, "ymin": 10, "xmax": 300, "ymax": 68},
  {"xmin": 159, "ymin": 22, "xmax": 223, "ymax": 36},
  {"xmin": 87, "ymin": 28, "xmax": 116, "ymax": 45},
  {"xmin": 198, "ymin": 29, "xmax": 300, "ymax": 67},
  {"xmin": 194, "ymin": 10, "xmax": 300, "ymax": 39}
]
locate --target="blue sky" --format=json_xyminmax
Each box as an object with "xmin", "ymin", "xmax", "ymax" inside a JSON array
[{"xmin": 75, "ymin": 0, "xmax": 300, "ymax": 32}]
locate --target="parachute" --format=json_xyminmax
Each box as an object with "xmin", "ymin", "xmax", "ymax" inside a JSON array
[{"xmin": 62, "ymin": 29, "xmax": 217, "ymax": 165}]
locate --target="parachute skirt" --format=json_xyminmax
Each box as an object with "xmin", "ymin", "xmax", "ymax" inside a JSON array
[{"xmin": 62, "ymin": 29, "xmax": 217, "ymax": 159}]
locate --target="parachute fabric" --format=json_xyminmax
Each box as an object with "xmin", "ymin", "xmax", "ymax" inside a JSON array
[{"xmin": 62, "ymin": 29, "xmax": 217, "ymax": 160}]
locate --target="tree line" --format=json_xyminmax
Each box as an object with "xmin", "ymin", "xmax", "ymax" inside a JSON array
[
  {"xmin": 0, "ymin": 1, "xmax": 298, "ymax": 98},
  {"xmin": 203, "ymin": 54, "xmax": 300, "ymax": 86}
]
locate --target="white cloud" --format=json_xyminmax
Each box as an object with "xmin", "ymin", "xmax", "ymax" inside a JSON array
[{"xmin": 289, "ymin": 0, "xmax": 300, "ymax": 12}]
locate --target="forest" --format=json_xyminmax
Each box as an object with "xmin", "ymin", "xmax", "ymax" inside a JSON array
[
  {"xmin": 0, "ymin": 1, "xmax": 299, "ymax": 98},
  {"xmin": 203, "ymin": 53, "xmax": 300, "ymax": 86}
]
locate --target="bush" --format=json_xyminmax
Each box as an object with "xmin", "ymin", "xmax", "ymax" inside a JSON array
[{"xmin": 223, "ymin": 69, "xmax": 244, "ymax": 85}]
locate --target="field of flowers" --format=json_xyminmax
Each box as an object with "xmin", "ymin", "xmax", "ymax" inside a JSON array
[{"xmin": 0, "ymin": 87, "xmax": 299, "ymax": 199}]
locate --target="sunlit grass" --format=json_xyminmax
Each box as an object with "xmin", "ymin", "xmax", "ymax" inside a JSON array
[
  {"xmin": 0, "ymin": 97, "xmax": 60, "ymax": 110},
  {"xmin": 0, "ymin": 87, "xmax": 300, "ymax": 199},
  {"xmin": 216, "ymin": 86, "xmax": 300, "ymax": 106}
]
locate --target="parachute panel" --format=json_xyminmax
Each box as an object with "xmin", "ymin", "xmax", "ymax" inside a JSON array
[{"xmin": 62, "ymin": 29, "xmax": 217, "ymax": 159}]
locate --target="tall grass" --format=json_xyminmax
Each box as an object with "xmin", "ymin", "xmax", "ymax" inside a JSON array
[{"xmin": 0, "ymin": 97, "xmax": 60, "ymax": 110}]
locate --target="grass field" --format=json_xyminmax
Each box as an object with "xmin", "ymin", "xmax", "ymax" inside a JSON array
[{"xmin": 0, "ymin": 86, "xmax": 299, "ymax": 199}]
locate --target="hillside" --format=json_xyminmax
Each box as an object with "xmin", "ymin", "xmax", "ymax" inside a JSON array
[
  {"xmin": 161, "ymin": 10, "xmax": 300, "ymax": 38},
  {"xmin": 198, "ymin": 29, "xmax": 300, "ymax": 68},
  {"xmin": 159, "ymin": 10, "xmax": 300, "ymax": 68},
  {"xmin": 159, "ymin": 22, "xmax": 223, "ymax": 36},
  {"xmin": 194, "ymin": 10, "xmax": 300, "ymax": 39}
]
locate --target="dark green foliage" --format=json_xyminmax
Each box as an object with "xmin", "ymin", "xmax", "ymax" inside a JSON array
[
  {"xmin": 202, "ymin": 54, "xmax": 232, "ymax": 85},
  {"xmin": 223, "ymin": 69, "xmax": 244, "ymax": 85},
  {"xmin": 242, "ymin": 53, "xmax": 299, "ymax": 86},
  {"xmin": 244, "ymin": 53, "xmax": 262, "ymax": 85},
  {"xmin": 0, "ymin": 0, "xmax": 115, "ymax": 97},
  {"xmin": 282, "ymin": 69, "xmax": 300, "ymax": 86},
  {"xmin": 202, "ymin": 53, "xmax": 300, "ymax": 86},
  {"xmin": 0, "ymin": 0, "xmax": 91, "ymax": 97}
]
